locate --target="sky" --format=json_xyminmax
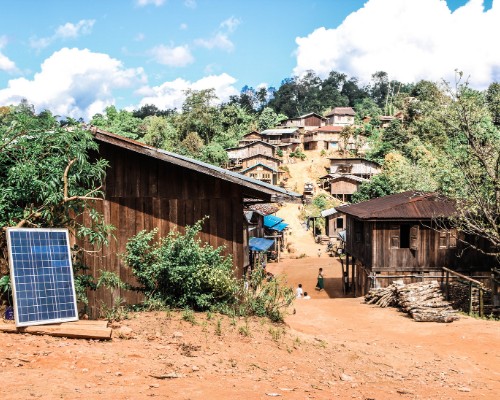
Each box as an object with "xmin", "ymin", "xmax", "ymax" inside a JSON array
[{"xmin": 0, "ymin": 0, "xmax": 498, "ymax": 120}]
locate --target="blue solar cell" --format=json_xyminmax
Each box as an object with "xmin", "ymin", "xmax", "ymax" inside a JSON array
[{"xmin": 7, "ymin": 228, "xmax": 79, "ymax": 327}]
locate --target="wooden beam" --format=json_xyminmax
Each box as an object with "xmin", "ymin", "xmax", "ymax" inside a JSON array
[{"xmin": 0, "ymin": 320, "xmax": 112, "ymax": 340}]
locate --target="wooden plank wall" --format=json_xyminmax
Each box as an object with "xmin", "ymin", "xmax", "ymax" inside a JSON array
[
  {"xmin": 82, "ymin": 144, "xmax": 245, "ymax": 316},
  {"xmin": 346, "ymin": 218, "xmax": 495, "ymax": 276}
]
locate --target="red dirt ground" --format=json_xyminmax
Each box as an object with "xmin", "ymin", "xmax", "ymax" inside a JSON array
[{"xmin": 1, "ymin": 254, "xmax": 498, "ymax": 400}]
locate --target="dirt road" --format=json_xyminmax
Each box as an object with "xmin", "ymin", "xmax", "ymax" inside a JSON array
[{"xmin": 1, "ymin": 254, "xmax": 498, "ymax": 400}]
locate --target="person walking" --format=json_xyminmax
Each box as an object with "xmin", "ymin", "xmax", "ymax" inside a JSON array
[{"xmin": 315, "ymin": 268, "xmax": 324, "ymax": 292}]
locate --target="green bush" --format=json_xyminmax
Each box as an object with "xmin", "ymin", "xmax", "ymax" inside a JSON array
[{"xmin": 123, "ymin": 219, "xmax": 238, "ymax": 311}]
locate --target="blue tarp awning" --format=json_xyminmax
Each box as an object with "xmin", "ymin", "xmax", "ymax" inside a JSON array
[
  {"xmin": 269, "ymin": 222, "xmax": 289, "ymax": 232},
  {"xmin": 264, "ymin": 215, "xmax": 283, "ymax": 228},
  {"xmin": 249, "ymin": 237, "xmax": 275, "ymax": 252}
]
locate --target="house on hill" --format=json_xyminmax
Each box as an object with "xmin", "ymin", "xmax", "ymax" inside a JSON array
[
  {"xmin": 279, "ymin": 112, "xmax": 327, "ymax": 131},
  {"xmin": 337, "ymin": 191, "xmax": 495, "ymax": 296},
  {"xmin": 303, "ymin": 125, "xmax": 343, "ymax": 150},
  {"xmin": 325, "ymin": 107, "xmax": 356, "ymax": 126},
  {"xmin": 84, "ymin": 128, "xmax": 299, "ymax": 316},
  {"xmin": 320, "ymin": 158, "xmax": 381, "ymax": 202},
  {"xmin": 226, "ymin": 141, "xmax": 277, "ymax": 167},
  {"xmin": 238, "ymin": 130, "xmax": 262, "ymax": 147}
]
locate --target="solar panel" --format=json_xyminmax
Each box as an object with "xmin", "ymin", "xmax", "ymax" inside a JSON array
[{"xmin": 6, "ymin": 228, "xmax": 79, "ymax": 327}]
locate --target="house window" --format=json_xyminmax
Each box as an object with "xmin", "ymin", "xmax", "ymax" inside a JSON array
[
  {"xmin": 354, "ymin": 220, "xmax": 363, "ymax": 243},
  {"xmin": 390, "ymin": 225, "xmax": 400, "ymax": 248},
  {"xmin": 336, "ymin": 217, "xmax": 344, "ymax": 229},
  {"xmin": 400, "ymin": 224, "xmax": 410, "ymax": 248},
  {"xmin": 439, "ymin": 229, "xmax": 457, "ymax": 248}
]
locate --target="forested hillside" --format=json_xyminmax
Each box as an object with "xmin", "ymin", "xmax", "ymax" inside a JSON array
[{"xmin": 1, "ymin": 70, "xmax": 499, "ymax": 257}]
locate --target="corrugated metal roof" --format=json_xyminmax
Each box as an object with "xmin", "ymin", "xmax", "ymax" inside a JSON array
[
  {"xmin": 325, "ymin": 107, "xmax": 356, "ymax": 117},
  {"xmin": 261, "ymin": 128, "xmax": 299, "ymax": 135},
  {"xmin": 91, "ymin": 127, "xmax": 301, "ymax": 200},
  {"xmin": 241, "ymin": 163, "xmax": 279, "ymax": 174},
  {"xmin": 337, "ymin": 191, "xmax": 457, "ymax": 220},
  {"xmin": 321, "ymin": 207, "xmax": 339, "ymax": 217},
  {"xmin": 315, "ymin": 125, "xmax": 343, "ymax": 133},
  {"xmin": 248, "ymin": 204, "xmax": 279, "ymax": 216},
  {"xmin": 325, "ymin": 174, "xmax": 369, "ymax": 183}
]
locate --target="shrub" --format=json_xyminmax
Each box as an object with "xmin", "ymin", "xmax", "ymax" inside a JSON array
[{"xmin": 123, "ymin": 218, "xmax": 238, "ymax": 311}]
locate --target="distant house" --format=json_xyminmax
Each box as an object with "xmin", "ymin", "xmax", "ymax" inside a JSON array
[
  {"xmin": 320, "ymin": 158, "xmax": 380, "ymax": 202},
  {"xmin": 240, "ymin": 163, "xmax": 280, "ymax": 185},
  {"xmin": 260, "ymin": 128, "xmax": 302, "ymax": 146},
  {"xmin": 337, "ymin": 191, "xmax": 495, "ymax": 296},
  {"xmin": 238, "ymin": 131, "xmax": 262, "ymax": 147},
  {"xmin": 325, "ymin": 107, "xmax": 356, "ymax": 126},
  {"xmin": 84, "ymin": 128, "xmax": 299, "ymax": 315},
  {"xmin": 226, "ymin": 141, "xmax": 277, "ymax": 169},
  {"xmin": 328, "ymin": 157, "xmax": 380, "ymax": 178},
  {"xmin": 321, "ymin": 207, "xmax": 346, "ymax": 243},
  {"xmin": 280, "ymin": 112, "xmax": 327, "ymax": 131},
  {"xmin": 303, "ymin": 125, "xmax": 343, "ymax": 150},
  {"xmin": 260, "ymin": 128, "xmax": 302, "ymax": 156}
]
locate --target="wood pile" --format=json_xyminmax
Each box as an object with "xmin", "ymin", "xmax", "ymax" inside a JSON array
[{"xmin": 365, "ymin": 281, "xmax": 459, "ymax": 323}]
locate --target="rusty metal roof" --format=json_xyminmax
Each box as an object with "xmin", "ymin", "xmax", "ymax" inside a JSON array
[
  {"xmin": 90, "ymin": 127, "xmax": 301, "ymax": 201},
  {"xmin": 337, "ymin": 191, "xmax": 457, "ymax": 220}
]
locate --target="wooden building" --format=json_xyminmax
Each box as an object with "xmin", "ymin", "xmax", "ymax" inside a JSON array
[
  {"xmin": 321, "ymin": 174, "xmax": 368, "ymax": 203},
  {"xmin": 260, "ymin": 128, "xmax": 302, "ymax": 147},
  {"xmin": 337, "ymin": 191, "xmax": 495, "ymax": 296},
  {"xmin": 238, "ymin": 130, "xmax": 262, "ymax": 146},
  {"xmin": 83, "ymin": 128, "xmax": 299, "ymax": 315},
  {"xmin": 324, "ymin": 107, "xmax": 355, "ymax": 126},
  {"xmin": 321, "ymin": 207, "xmax": 345, "ymax": 243},
  {"xmin": 279, "ymin": 112, "xmax": 327, "ymax": 131},
  {"xmin": 226, "ymin": 140, "xmax": 276, "ymax": 167},
  {"xmin": 240, "ymin": 163, "xmax": 280, "ymax": 185},
  {"xmin": 303, "ymin": 125, "xmax": 343, "ymax": 150}
]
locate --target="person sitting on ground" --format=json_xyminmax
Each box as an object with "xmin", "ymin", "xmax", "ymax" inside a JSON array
[
  {"xmin": 296, "ymin": 283, "xmax": 303, "ymax": 298},
  {"xmin": 303, "ymin": 292, "xmax": 311, "ymax": 299}
]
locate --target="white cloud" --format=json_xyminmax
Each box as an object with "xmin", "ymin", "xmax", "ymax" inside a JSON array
[
  {"xmin": 55, "ymin": 20, "xmax": 95, "ymax": 39},
  {"xmin": 0, "ymin": 36, "xmax": 17, "ymax": 72},
  {"xmin": 180, "ymin": 23, "xmax": 188, "ymax": 30},
  {"xmin": 150, "ymin": 44, "xmax": 194, "ymax": 67},
  {"xmin": 195, "ymin": 33, "xmax": 234, "ymax": 52},
  {"xmin": 293, "ymin": 0, "xmax": 500, "ymax": 88},
  {"xmin": 184, "ymin": 0, "xmax": 196, "ymax": 9},
  {"xmin": 136, "ymin": 0, "xmax": 166, "ymax": 6},
  {"xmin": 30, "ymin": 19, "xmax": 95, "ymax": 50},
  {"xmin": 136, "ymin": 73, "xmax": 239, "ymax": 110},
  {"xmin": 135, "ymin": 33, "xmax": 146, "ymax": 41},
  {"xmin": 0, "ymin": 48, "xmax": 146, "ymax": 119},
  {"xmin": 220, "ymin": 16, "xmax": 240, "ymax": 33}
]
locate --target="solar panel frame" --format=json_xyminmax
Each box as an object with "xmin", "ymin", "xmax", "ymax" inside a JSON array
[{"xmin": 6, "ymin": 228, "xmax": 79, "ymax": 327}]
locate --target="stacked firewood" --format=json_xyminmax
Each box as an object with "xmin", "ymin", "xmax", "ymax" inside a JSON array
[
  {"xmin": 447, "ymin": 282, "xmax": 493, "ymax": 315},
  {"xmin": 365, "ymin": 281, "xmax": 460, "ymax": 323}
]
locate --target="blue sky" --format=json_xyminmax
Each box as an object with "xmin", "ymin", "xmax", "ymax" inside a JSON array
[{"xmin": 0, "ymin": 0, "xmax": 498, "ymax": 119}]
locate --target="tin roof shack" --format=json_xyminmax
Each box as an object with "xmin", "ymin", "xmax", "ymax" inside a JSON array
[
  {"xmin": 260, "ymin": 128, "xmax": 302, "ymax": 147},
  {"xmin": 321, "ymin": 207, "xmax": 345, "ymax": 242},
  {"xmin": 337, "ymin": 191, "xmax": 494, "ymax": 296},
  {"xmin": 84, "ymin": 128, "xmax": 299, "ymax": 315}
]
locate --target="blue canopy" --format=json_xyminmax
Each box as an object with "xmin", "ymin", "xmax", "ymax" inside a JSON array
[
  {"xmin": 249, "ymin": 237, "xmax": 275, "ymax": 252},
  {"xmin": 264, "ymin": 215, "xmax": 283, "ymax": 228},
  {"xmin": 269, "ymin": 222, "xmax": 289, "ymax": 232}
]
